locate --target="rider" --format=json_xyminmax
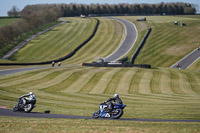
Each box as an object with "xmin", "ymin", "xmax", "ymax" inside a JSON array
[
  {"xmin": 20, "ymin": 92, "xmax": 36, "ymax": 105},
  {"xmin": 103, "ymin": 94, "xmax": 123, "ymax": 113}
]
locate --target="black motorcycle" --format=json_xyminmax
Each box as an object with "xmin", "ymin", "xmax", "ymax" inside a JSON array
[{"xmin": 13, "ymin": 97, "xmax": 36, "ymax": 113}]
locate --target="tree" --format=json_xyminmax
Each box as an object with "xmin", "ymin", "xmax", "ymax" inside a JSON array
[{"xmin": 7, "ymin": 6, "xmax": 21, "ymax": 17}]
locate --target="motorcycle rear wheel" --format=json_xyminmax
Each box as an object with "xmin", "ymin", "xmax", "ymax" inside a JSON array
[{"xmin": 24, "ymin": 104, "xmax": 33, "ymax": 113}]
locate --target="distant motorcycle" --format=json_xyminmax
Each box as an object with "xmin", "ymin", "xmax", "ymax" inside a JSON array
[
  {"xmin": 93, "ymin": 103, "xmax": 126, "ymax": 119},
  {"xmin": 13, "ymin": 97, "xmax": 36, "ymax": 113}
]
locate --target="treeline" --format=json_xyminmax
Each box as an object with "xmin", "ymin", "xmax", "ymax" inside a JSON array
[
  {"xmin": 0, "ymin": 2, "xmax": 196, "ymax": 57},
  {"xmin": 59, "ymin": 2, "xmax": 196, "ymax": 16}
]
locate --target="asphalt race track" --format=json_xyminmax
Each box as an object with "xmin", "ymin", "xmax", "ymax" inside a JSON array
[
  {"xmin": 171, "ymin": 48, "xmax": 200, "ymax": 69},
  {"xmin": 0, "ymin": 66, "xmax": 49, "ymax": 76},
  {"xmin": 104, "ymin": 18, "xmax": 137, "ymax": 62},
  {"xmin": 0, "ymin": 64, "xmax": 77, "ymax": 76},
  {"xmin": 1, "ymin": 108, "xmax": 200, "ymax": 122}
]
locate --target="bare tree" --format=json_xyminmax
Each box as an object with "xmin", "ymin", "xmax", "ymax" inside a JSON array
[{"xmin": 7, "ymin": 5, "xmax": 21, "ymax": 17}]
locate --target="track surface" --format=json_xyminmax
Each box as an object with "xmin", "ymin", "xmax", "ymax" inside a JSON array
[
  {"xmin": 0, "ymin": 65, "xmax": 77, "ymax": 76},
  {"xmin": 105, "ymin": 18, "xmax": 137, "ymax": 62},
  {"xmin": 171, "ymin": 48, "xmax": 200, "ymax": 69},
  {"xmin": 0, "ymin": 66, "xmax": 49, "ymax": 76},
  {"xmin": 1, "ymin": 108, "xmax": 200, "ymax": 122}
]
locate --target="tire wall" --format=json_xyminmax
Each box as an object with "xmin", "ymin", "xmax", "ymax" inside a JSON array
[
  {"xmin": 130, "ymin": 27, "xmax": 151, "ymax": 64},
  {"xmin": 82, "ymin": 62, "xmax": 151, "ymax": 68}
]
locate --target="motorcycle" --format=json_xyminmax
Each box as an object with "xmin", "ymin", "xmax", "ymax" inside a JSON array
[
  {"xmin": 93, "ymin": 103, "xmax": 126, "ymax": 119},
  {"xmin": 13, "ymin": 97, "xmax": 36, "ymax": 113}
]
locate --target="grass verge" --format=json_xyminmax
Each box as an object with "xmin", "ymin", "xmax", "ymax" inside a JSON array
[{"xmin": 0, "ymin": 116, "xmax": 200, "ymax": 133}]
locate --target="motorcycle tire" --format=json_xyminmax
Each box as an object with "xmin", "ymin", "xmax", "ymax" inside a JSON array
[
  {"xmin": 24, "ymin": 104, "xmax": 33, "ymax": 113},
  {"xmin": 93, "ymin": 110, "xmax": 100, "ymax": 119},
  {"xmin": 111, "ymin": 109, "xmax": 123, "ymax": 119},
  {"xmin": 13, "ymin": 105, "xmax": 18, "ymax": 112}
]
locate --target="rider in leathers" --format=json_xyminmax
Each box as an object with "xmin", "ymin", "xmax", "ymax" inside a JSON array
[
  {"xmin": 103, "ymin": 94, "xmax": 123, "ymax": 112},
  {"xmin": 20, "ymin": 92, "xmax": 36, "ymax": 105}
]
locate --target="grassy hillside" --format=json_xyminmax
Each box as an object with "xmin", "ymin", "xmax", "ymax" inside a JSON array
[
  {"xmin": 9, "ymin": 18, "xmax": 96, "ymax": 62},
  {"xmin": 0, "ymin": 66, "xmax": 200, "ymax": 120},
  {"xmin": 6, "ymin": 17, "xmax": 125, "ymax": 64},
  {"xmin": 0, "ymin": 18, "xmax": 19, "ymax": 27},
  {"xmin": 62, "ymin": 17, "xmax": 125, "ymax": 64},
  {"xmin": 121, "ymin": 15, "xmax": 200, "ymax": 67}
]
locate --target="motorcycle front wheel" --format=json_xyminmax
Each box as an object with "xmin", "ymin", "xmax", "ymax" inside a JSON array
[
  {"xmin": 13, "ymin": 105, "xmax": 18, "ymax": 112},
  {"xmin": 111, "ymin": 109, "xmax": 123, "ymax": 119},
  {"xmin": 93, "ymin": 110, "xmax": 100, "ymax": 119}
]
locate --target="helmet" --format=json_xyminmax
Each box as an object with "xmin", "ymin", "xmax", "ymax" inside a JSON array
[
  {"xmin": 113, "ymin": 94, "xmax": 119, "ymax": 99},
  {"xmin": 29, "ymin": 92, "xmax": 33, "ymax": 95}
]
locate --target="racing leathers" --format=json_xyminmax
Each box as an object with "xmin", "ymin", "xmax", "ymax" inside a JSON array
[
  {"xmin": 104, "ymin": 97, "xmax": 123, "ymax": 112},
  {"xmin": 20, "ymin": 93, "xmax": 36, "ymax": 105}
]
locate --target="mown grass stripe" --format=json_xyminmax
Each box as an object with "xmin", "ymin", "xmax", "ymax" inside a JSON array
[
  {"xmin": 115, "ymin": 69, "xmax": 137, "ymax": 94},
  {"xmin": 159, "ymin": 69, "xmax": 174, "ymax": 94},
  {"xmin": 178, "ymin": 72, "xmax": 197, "ymax": 95},
  {"xmin": 169, "ymin": 70, "xmax": 183, "ymax": 94},
  {"xmin": 90, "ymin": 68, "xmax": 121, "ymax": 94},
  {"xmin": 138, "ymin": 69, "xmax": 153, "ymax": 94},
  {"xmin": 0, "ymin": 70, "xmax": 54, "ymax": 87},
  {"xmin": 128, "ymin": 69, "xmax": 144, "ymax": 94},
  {"xmin": 150, "ymin": 70, "xmax": 162, "ymax": 94},
  {"xmin": 104, "ymin": 68, "xmax": 128, "ymax": 94},
  {"xmin": 186, "ymin": 72, "xmax": 200, "ymax": 94},
  {"xmin": 62, "ymin": 68, "xmax": 99, "ymax": 93},
  {"xmin": 6, "ymin": 71, "xmax": 63, "ymax": 89},
  {"xmin": 41, "ymin": 70, "xmax": 87, "ymax": 93},
  {"xmin": 79, "ymin": 71, "xmax": 106, "ymax": 93},
  {"xmin": 66, "ymin": 18, "xmax": 109, "ymax": 64},
  {"xmin": 0, "ymin": 69, "xmax": 47, "ymax": 84}
]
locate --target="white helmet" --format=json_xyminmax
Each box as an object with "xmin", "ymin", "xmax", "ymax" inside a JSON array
[
  {"xmin": 29, "ymin": 92, "xmax": 33, "ymax": 95},
  {"xmin": 113, "ymin": 94, "xmax": 119, "ymax": 99}
]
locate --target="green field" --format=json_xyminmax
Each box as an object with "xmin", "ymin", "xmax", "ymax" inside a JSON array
[
  {"xmin": 10, "ymin": 18, "xmax": 97, "ymax": 62},
  {"xmin": 8, "ymin": 17, "xmax": 125, "ymax": 64},
  {"xmin": 0, "ymin": 18, "xmax": 19, "ymax": 27},
  {"xmin": 121, "ymin": 15, "xmax": 200, "ymax": 67},
  {"xmin": 0, "ymin": 66, "xmax": 200, "ymax": 132},
  {"xmin": 0, "ymin": 66, "xmax": 200, "ymax": 120},
  {"xmin": 188, "ymin": 57, "xmax": 200, "ymax": 71},
  {"xmin": 1, "ymin": 116, "xmax": 200, "ymax": 133},
  {"xmin": 1, "ymin": 15, "xmax": 200, "ymax": 132}
]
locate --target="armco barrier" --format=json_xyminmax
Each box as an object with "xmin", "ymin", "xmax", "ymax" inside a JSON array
[
  {"xmin": 0, "ymin": 18, "xmax": 100, "ymax": 66},
  {"xmin": 82, "ymin": 62, "xmax": 151, "ymax": 68},
  {"xmin": 130, "ymin": 27, "xmax": 151, "ymax": 64}
]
